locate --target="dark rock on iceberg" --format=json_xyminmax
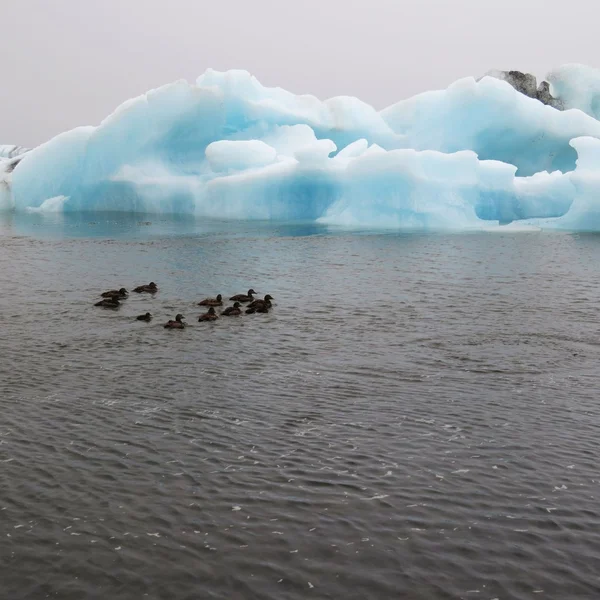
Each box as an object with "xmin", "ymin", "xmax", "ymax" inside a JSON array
[
  {"xmin": 5, "ymin": 158, "xmax": 22, "ymax": 173},
  {"xmin": 536, "ymin": 80, "xmax": 563, "ymax": 110},
  {"xmin": 484, "ymin": 70, "xmax": 564, "ymax": 110},
  {"xmin": 0, "ymin": 145, "xmax": 30, "ymax": 159}
]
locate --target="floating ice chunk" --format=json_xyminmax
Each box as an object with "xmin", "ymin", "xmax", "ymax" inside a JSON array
[
  {"xmin": 5, "ymin": 66, "xmax": 600, "ymax": 230},
  {"xmin": 25, "ymin": 195, "xmax": 70, "ymax": 213},
  {"xmin": 361, "ymin": 494, "xmax": 389, "ymax": 500}
]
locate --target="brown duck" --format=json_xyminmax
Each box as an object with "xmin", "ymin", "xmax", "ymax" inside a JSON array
[
  {"xmin": 229, "ymin": 289, "xmax": 257, "ymax": 303},
  {"xmin": 247, "ymin": 294, "xmax": 273, "ymax": 309},
  {"xmin": 198, "ymin": 294, "xmax": 223, "ymax": 307},
  {"xmin": 95, "ymin": 297, "xmax": 120, "ymax": 308},
  {"xmin": 221, "ymin": 302, "xmax": 242, "ymax": 316},
  {"xmin": 164, "ymin": 314, "xmax": 185, "ymax": 329},
  {"xmin": 133, "ymin": 282, "xmax": 158, "ymax": 293},
  {"xmin": 136, "ymin": 312, "xmax": 152, "ymax": 322},
  {"xmin": 198, "ymin": 307, "xmax": 219, "ymax": 322},
  {"xmin": 246, "ymin": 304, "xmax": 270, "ymax": 314},
  {"xmin": 101, "ymin": 287, "xmax": 128, "ymax": 299}
]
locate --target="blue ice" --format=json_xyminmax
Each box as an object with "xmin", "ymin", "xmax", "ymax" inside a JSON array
[{"xmin": 3, "ymin": 64, "xmax": 600, "ymax": 230}]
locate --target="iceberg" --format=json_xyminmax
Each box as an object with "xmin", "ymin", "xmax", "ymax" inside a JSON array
[
  {"xmin": 4, "ymin": 64, "xmax": 600, "ymax": 230},
  {"xmin": 0, "ymin": 145, "xmax": 30, "ymax": 159},
  {"xmin": 483, "ymin": 70, "xmax": 563, "ymax": 110},
  {"xmin": 380, "ymin": 75, "xmax": 600, "ymax": 176},
  {"xmin": 0, "ymin": 145, "xmax": 30, "ymax": 211},
  {"xmin": 547, "ymin": 64, "xmax": 600, "ymax": 120}
]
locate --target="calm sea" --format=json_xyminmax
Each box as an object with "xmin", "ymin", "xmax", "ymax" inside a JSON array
[{"xmin": 1, "ymin": 212, "xmax": 600, "ymax": 599}]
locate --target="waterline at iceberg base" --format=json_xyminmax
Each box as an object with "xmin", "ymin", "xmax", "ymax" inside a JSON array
[{"xmin": 4, "ymin": 64, "xmax": 600, "ymax": 231}]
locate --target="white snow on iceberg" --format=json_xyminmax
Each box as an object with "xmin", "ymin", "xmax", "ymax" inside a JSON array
[
  {"xmin": 5, "ymin": 65, "xmax": 600, "ymax": 230},
  {"xmin": 381, "ymin": 75, "xmax": 600, "ymax": 176},
  {"xmin": 548, "ymin": 64, "xmax": 600, "ymax": 121}
]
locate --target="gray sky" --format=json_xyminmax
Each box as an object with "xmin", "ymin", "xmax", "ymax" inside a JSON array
[{"xmin": 3, "ymin": 0, "xmax": 598, "ymax": 147}]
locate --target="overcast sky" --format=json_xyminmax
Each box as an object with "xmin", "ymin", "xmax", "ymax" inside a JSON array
[{"xmin": 3, "ymin": 0, "xmax": 598, "ymax": 147}]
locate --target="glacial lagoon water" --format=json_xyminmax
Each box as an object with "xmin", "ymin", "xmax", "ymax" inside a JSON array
[{"xmin": 1, "ymin": 212, "xmax": 600, "ymax": 599}]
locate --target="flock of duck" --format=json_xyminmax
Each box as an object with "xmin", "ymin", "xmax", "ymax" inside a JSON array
[{"xmin": 94, "ymin": 283, "xmax": 273, "ymax": 329}]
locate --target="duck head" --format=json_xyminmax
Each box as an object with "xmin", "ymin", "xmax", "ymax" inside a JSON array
[
  {"xmin": 247, "ymin": 289, "xmax": 257, "ymax": 296},
  {"xmin": 175, "ymin": 314, "xmax": 185, "ymax": 322}
]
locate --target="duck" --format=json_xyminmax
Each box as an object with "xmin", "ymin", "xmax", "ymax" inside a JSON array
[
  {"xmin": 229, "ymin": 289, "xmax": 257, "ymax": 303},
  {"xmin": 198, "ymin": 307, "xmax": 219, "ymax": 322},
  {"xmin": 221, "ymin": 302, "xmax": 242, "ymax": 316},
  {"xmin": 133, "ymin": 282, "xmax": 158, "ymax": 293},
  {"xmin": 136, "ymin": 312, "xmax": 152, "ymax": 322},
  {"xmin": 246, "ymin": 304, "xmax": 270, "ymax": 314},
  {"xmin": 101, "ymin": 287, "xmax": 128, "ymax": 299},
  {"xmin": 95, "ymin": 297, "xmax": 121, "ymax": 308},
  {"xmin": 247, "ymin": 294, "xmax": 273, "ymax": 309},
  {"xmin": 198, "ymin": 294, "xmax": 223, "ymax": 307},
  {"xmin": 164, "ymin": 314, "xmax": 185, "ymax": 329}
]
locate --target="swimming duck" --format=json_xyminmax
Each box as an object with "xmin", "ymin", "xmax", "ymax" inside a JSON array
[
  {"xmin": 136, "ymin": 312, "xmax": 152, "ymax": 322},
  {"xmin": 221, "ymin": 302, "xmax": 242, "ymax": 316},
  {"xmin": 229, "ymin": 289, "xmax": 257, "ymax": 302},
  {"xmin": 164, "ymin": 314, "xmax": 185, "ymax": 329},
  {"xmin": 198, "ymin": 294, "xmax": 223, "ymax": 307},
  {"xmin": 101, "ymin": 287, "xmax": 128, "ymax": 299},
  {"xmin": 247, "ymin": 294, "xmax": 273, "ymax": 309},
  {"xmin": 245, "ymin": 304, "xmax": 270, "ymax": 314},
  {"xmin": 198, "ymin": 307, "xmax": 219, "ymax": 322},
  {"xmin": 133, "ymin": 282, "xmax": 158, "ymax": 293},
  {"xmin": 95, "ymin": 297, "xmax": 120, "ymax": 308}
]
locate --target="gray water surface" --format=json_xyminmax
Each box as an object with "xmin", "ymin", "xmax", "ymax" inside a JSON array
[{"xmin": 1, "ymin": 213, "xmax": 600, "ymax": 599}]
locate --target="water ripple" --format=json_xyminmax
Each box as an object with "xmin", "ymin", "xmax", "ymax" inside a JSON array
[{"xmin": 1, "ymin": 222, "xmax": 600, "ymax": 599}]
